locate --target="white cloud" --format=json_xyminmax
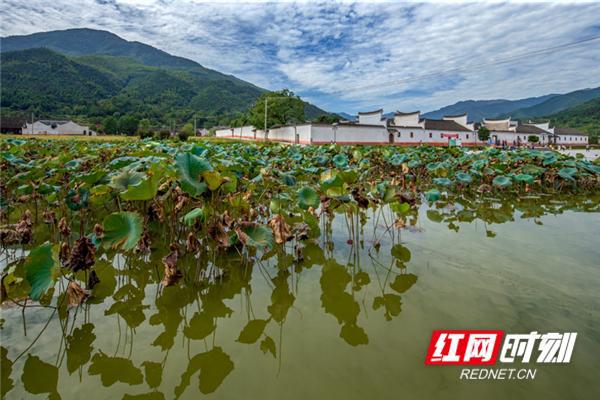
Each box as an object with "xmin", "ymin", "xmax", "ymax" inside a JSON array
[{"xmin": 1, "ymin": 0, "xmax": 599, "ymax": 113}]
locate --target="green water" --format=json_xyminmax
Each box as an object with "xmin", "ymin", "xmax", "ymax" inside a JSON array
[{"xmin": 2, "ymin": 198, "xmax": 600, "ymax": 400}]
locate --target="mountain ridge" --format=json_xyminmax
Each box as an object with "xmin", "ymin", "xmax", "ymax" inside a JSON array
[{"xmin": 0, "ymin": 28, "xmax": 332, "ymax": 126}]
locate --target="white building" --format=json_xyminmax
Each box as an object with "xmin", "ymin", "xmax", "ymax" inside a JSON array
[
  {"xmin": 216, "ymin": 109, "xmax": 475, "ymax": 146},
  {"xmin": 23, "ymin": 120, "xmax": 96, "ymax": 136},
  {"xmin": 481, "ymin": 118, "xmax": 588, "ymax": 145},
  {"xmin": 389, "ymin": 111, "xmax": 476, "ymax": 146}
]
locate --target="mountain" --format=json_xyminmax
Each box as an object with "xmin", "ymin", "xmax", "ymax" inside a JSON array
[
  {"xmin": 542, "ymin": 98, "xmax": 600, "ymax": 141},
  {"xmin": 503, "ymin": 87, "xmax": 600, "ymax": 120},
  {"xmin": 336, "ymin": 112, "xmax": 356, "ymax": 121},
  {"xmin": 422, "ymin": 94, "xmax": 556, "ymax": 121},
  {"xmin": 0, "ymin": 28, "xmax": 332, "ymax": 127},
  {"xmin": 3, "ymin": 28, "xmax": 212, "ymax": 69}
]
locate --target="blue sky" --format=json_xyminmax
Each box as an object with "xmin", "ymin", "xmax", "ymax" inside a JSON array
[{"xmin": 1, "ymin": 0, "xmax": 599, "ymax": 114}]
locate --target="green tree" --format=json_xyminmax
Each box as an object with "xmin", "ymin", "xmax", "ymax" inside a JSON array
[
  {"xmin": 314, "ymin": 114, "xmax": 341, "ymax": 124},
  {"xmin": 477, "ymin": 126, "xmax": 490, "ymax": 142},
  {"xmin": 118, "ymin": 115, "xmax": 139, "ymax": 136},
  {"xmin": 527, "ymin": 135, "xmax": 540, "ymax": 143},
  {"xmin": 103, "ymin": 116, "xmax": 118, "ymax": 135},
  {"xmin": 137, "ymin": 118, "xmax": 152, "ymax": 138},
  {"xmin": 178, "ymin": 122, "xmax": 194, "ymax": 141},
  {"xmin": 247, "ymin": 89, "xmax": 305, "ymax": 129}
]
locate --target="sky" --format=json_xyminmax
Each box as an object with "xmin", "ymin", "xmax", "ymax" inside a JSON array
[{"xmin": 1, "ymin": 0, "xmax": 599, "ymax": 114}]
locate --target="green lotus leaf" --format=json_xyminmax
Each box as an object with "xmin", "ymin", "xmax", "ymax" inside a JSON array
[
  {"xmin": 221, "ymin": 171, "xmax": 238, "ymax": 193},
  {"xmin": 558, "ymin": 167, "xmax": 577, "ymax": 181},
  {"xmin": 389, "ymin": 154, "xmax": 407, "ymax": 166},
  {"xmin": 297, "ymin": 187, "xmax": 320, "ymax": 209},
  {"xmin": 514, "ymin": 174, "xmax": 534, "ymax": 184},
  {"xmin": 182, "ymin": 208, "xmax": 205, "ymax": 226},
  {"xmin": 175, "ymin": 152, "xmax": 212, "ymax": 196},
  {"xmin": 332, "ymin": 153, "xmax": 349, "ymax": 168},
  {"xmin": 102, "ymin": 212, "xmax": 143, "ymax": 251},
  {"xmin": 390, "ymin": 202, "xmax": 410, "ymax": 214},
  {"xmin": 455, "ymin": 172, "xmax": 472, "ymax": 184},
  {"xmin": 202, "ymin": 170, "xmax": 224, "ymax": 191},
  {"xmin": 109, "ymin": 169, "xmax": 144, "ymax": 191},
  {"xmin": 120, "ymin": 165, "xmax": 163, "ymax": 201},
  {"xmin": 281, "ymin": 173, "xmax": 296, "ymax": 186},
  {"xmin": 433, "ymin": 177, "xmax": 453, "ymax": 186},
  {"xmin": 241, "ymin": 224, "xmax": 274, "ymax": 251},
  {"xmin": 22, "ymin": 243, "xmax": 56, "ymax": 301},
  {"xmin": 492, "ymin": 175, "xmax": 512, "ymax": 187},
  {"xmin": 425, "ymin": 188, "xmax": 441, "ymax": 202}
]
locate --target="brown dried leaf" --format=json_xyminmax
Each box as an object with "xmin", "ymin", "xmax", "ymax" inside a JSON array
[
  {"xmin": 268, "ymin": 214, "xmax": 292, "ymax": 244},
  {"xmin": 66, "ymin": 237, "xmax": 96, "ymax": 272},
  {"xmin": 161, "ymin": 244, "xmax": 182, "ymax": 286},
  {"xmin": 58, "ymin": 217, "xmax": 71, "ymax": 237},
  {"xmin": 66, "ymin": 281, "xmax": 89, "ymax": 308}
]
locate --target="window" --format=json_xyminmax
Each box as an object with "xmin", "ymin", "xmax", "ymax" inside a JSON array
[
  {"xmin": 466, "ymin": 134, "xmax": 469, "ymax": 139},
  {"xmin": 397, "ymin": 132, "xmax": 401, "ymax": 138},
  {"xmin": 429, "ymin": 132, "xmax": 432, "ymax": 138},
  {"xmin": 410, "ymin": 132, "xmax": 414, "ymax": 138}
]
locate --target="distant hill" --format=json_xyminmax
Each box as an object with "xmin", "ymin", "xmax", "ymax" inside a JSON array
[
  {"xmin": 542, "ymin": 98, "xmax": 600, "ymax": 142},
  {"xmin": 2, "ymin": 28, "xmax": 214, "ymax": 70},
  {"xmin": 0, "ymin": 28, "xmax": 332, "ymax": 127},
  {"xmin": 422, "ymin": 94, "xmax": 557, "ymax": 121},
  {"xmin": 503, "ymin": 87, "xmax": 600, "ymax": 120}
]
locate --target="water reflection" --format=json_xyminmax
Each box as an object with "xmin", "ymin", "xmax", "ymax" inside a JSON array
[{"xmin": 1, "ymin": 193, "xmax": 597, "ymax": 399}]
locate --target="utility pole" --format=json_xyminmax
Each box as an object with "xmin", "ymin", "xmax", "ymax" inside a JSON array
[
  {"xmin": 264, "ymin": 98, "xmax": 268, "ymax": 139},
  {"xmin": 31, "ymin": 112, "xmax": 34, "ymax": 135},
  {"xmin": 193, "ymin": 116, "xmax": 197, "ymax": 136}
]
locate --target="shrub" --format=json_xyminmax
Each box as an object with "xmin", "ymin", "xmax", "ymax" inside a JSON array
[
  {"xmin": 527, "ymin": 135, "xmax": 540, "ymax": 143},
  {"xmin": 155, "ymin": 129, "xmax": 171, "ymax": 140},
  {"xmin": 177, "ymin": 131, "xmax": 189, "ymax": 141}
]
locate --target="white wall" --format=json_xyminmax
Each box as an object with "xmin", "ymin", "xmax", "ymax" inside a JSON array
[
  {"xmin": 393, "ymin": 113, "xmax": 421, "ymax": 127},
  {"xmin": 394, "ymin": 128, "xmax": 477, "ymax": 145},
  {"xmin": 357, "ymin": 111, "xmax": 386, "ymax": 126}
]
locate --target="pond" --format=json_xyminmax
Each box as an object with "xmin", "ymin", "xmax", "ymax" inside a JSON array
[{"xmin": 2, "ymin": 194, "xmax": 599, "ymax": 400}]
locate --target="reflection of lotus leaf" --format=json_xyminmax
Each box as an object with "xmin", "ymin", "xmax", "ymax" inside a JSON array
[{"xmin": 391, "ymin": 244, "xmax": 411, "ymax": 262}]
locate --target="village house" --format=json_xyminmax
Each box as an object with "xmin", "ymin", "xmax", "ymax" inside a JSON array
[
  {"xmin": 215, "ymin": 108, "xmax": 588, "ymax": 146},
  {"xmin": 481, "ymin": 117, "xmax": 588, "ymax": 145},
  {"xmin": 0, "ymin": 117, "xmax": 26, "ymax": 134},
  {"xmin": 22, "ymin": 120, "xmax": 96, "ymax": 136}
]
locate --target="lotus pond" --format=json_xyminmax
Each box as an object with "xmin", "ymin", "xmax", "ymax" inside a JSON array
[{"xmin": 1, "ymin": 138, "xmax": 599, "ymax": 400}]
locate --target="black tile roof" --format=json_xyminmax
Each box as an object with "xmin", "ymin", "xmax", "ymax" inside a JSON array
[
  {"xmin": 423, "ymin": 119, "xmax": 471, "ymax": 132},
  {"xmin": 554, "ymin": 127, "xmax": 588, "ymax": 136}
]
